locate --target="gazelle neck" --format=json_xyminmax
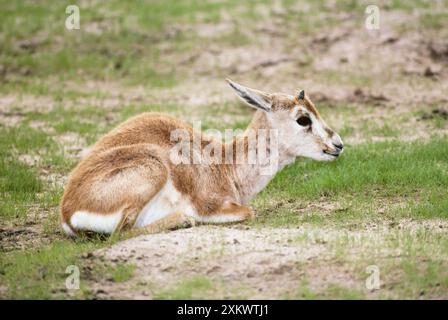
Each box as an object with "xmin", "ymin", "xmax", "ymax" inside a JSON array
[{"xmin": 225, "ymin": 110, "xmax": 296, "ymax": 204}]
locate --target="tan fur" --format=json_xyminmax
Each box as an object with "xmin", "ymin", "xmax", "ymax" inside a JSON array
[{"xmin": 60, "ymin": 80, "xmax": 342, "ymax": 236}]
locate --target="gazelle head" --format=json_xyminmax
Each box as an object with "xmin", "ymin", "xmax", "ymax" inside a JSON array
[{"xmin": 227, "ymin": 79, "xmax": 343, "ymax": 161}]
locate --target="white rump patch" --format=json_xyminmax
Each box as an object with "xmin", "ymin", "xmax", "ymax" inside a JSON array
[
  {"xmin": 62, "ymin": 222, "xmax": 76, "ymax": 237},
  {"xmin": 70, "ymin": 210, "xmax": 123, "ymax": 234}
]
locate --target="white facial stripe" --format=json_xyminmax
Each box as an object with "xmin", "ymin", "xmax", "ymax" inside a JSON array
[
  {"xmin": 296, "ymin": 106, "xmax": 308, "ymax": 117},
  {"xmin": 292, "ymin": 106, "xmax": 300, "ymax": 117},
  {"xmin": 310, "ymin": 113, "xmax": 327, "ymax": 139}
]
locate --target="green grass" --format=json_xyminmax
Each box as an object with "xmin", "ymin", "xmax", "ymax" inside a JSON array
[
  {"xmin": 154, "ymin": 276, "xmax": 215, "ymax": 299},
  {"xmin": 0, "ymin": 123, "xmax": 51, "ymax": 153},
  {"xmin": 0, "ymin": 239, "xmax": 109, "ymax": 299},
  {"xmin": 0, "ymin": 125, "xmax": 46, "ymax": 219},
  {"xmin": 253, "ymin": 138, "xmax": 448, "ymax": 227},
  {"xmin": 0, "ymin": 123, "xmax": 74, "ymax": 220},
  {"xmin": 0, "ymin": 159, "xmax": 42, "ymax": 219},
  {"xmin": 265, "ymin": 138, "xmax": 448, "ymax": 199},
  {"xmin": 109, "ymin": 264, "xmax": 136, "ymax": 283}
]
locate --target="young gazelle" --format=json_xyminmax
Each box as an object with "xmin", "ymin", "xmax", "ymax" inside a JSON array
[{"xmin": 60, "ymin": 79, "xmax": 343, "ymax": 236}]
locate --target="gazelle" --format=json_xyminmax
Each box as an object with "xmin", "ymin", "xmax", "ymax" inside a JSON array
[{"xmin": 60, "ymin": 79, "xmax": 343, "ymax": 236}]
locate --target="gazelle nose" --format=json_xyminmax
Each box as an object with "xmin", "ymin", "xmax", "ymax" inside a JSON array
[{"xmin": 333, "ymin": 143, "xmax": 344, "ymax": 150}]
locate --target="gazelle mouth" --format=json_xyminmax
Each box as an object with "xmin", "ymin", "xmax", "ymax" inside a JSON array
[{"xmin": 323, "ymin": 150, "xmax": 339, "ymax": 157}]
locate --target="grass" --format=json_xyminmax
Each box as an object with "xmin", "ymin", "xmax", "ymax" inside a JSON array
[
  {"xmin": 0, "ymin": 125, "xmax": 48, "ymax": 219},
  {"xmin": 252, "ymin": 138, "xmax": 448, "ymax": 228},
  {"xmin": 0, "ymin": 158, "xmax": 42, "ymax": 219},
  {"xmin": 269, "ymin": 138, "xmax": 448, "ymax": 199},
  {"xmin": 0, "ymin": 239, "xmax": 108, "ymax": 299},
  {"xmin": 0, "ymin": 122, "xmax": 74, "ymax": 220},
  {"xmin": 154, "ymin": 276, "xmax": 216, "ymax": 299},
  {"xmin": 109, "ymin": 264, "xmax": 136, "ymax": 283}
]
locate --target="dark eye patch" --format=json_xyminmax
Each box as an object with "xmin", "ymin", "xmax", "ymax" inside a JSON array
[{"xmin": 297, "ymin": 116, "xmax": 312, "ymax": 126}]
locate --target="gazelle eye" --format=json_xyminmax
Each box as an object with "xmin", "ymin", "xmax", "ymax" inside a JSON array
[{"xmin": 297, "ymin": 116, "xmax": 311, "ymax": 126}]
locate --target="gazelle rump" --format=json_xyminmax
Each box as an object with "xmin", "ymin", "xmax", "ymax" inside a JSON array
[{"xmin": 60, "ymin": 79, "xmax": 343, "ymax": 236}]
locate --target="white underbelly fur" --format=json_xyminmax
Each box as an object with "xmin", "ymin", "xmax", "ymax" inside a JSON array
[{"xmin": 134, "ymin": 179, "xmax": 197, "ymax": 228}]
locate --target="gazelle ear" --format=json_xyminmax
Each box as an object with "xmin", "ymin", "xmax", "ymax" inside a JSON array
[{"xmin": 226, "ymin": 79, "xmax": 272, "ymax": 112}]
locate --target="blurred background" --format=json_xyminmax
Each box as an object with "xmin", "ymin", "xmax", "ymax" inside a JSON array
[{"xmin": 1, "ymin": 1, "xmax": 447, "ymax": 131}]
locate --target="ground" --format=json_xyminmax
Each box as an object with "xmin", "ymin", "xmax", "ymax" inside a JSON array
[{"xmin": 1, "ymin": 0, "xmax": 448, "ymax": 299}]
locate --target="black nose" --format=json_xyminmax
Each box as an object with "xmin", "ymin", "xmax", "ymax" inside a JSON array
[{"xmin": 334, "ymin": 143, "xmax": 344, "ymax": 150}]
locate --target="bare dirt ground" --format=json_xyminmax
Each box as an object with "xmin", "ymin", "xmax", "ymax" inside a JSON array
[
  {"xmin": 84, "ymin": 220, "xmax": 448, "ymax": 299},
  {"xmin": 92, "ymin": 226, "xmax": 318, "ymax": 299},
  {"xmin": 87, "ymin": 226, "xmax": 372, "ymax": 299}
]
